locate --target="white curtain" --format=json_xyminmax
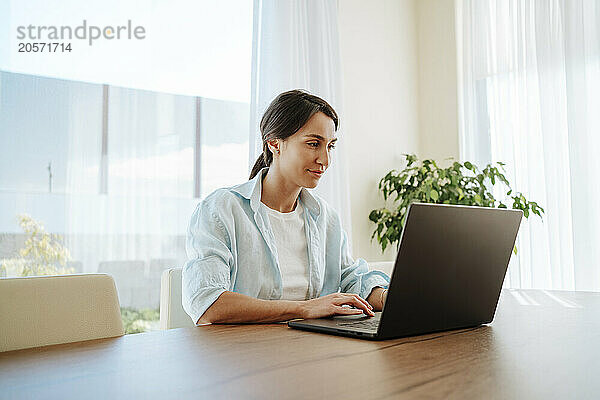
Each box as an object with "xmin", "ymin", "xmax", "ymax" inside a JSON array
[
  {"xmin": 62, "ymin": 87, "xmax": 198, "ymax": 307},
  {"xmin": 457, "ymin": 0, "xmax": 600, "ymax": 291},
  {"xmin": 249, "ymin": 0, "xmax": 353, "ymax": 245},
  {"xmin": 65, "ymin": 88, "xmax": 197, "ymax": 271}
]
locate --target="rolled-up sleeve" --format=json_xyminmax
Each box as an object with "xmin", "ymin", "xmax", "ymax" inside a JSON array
[
  {"xmin": 339, "ymin": 229, "xmax": 390, "ymax": 300},
  {"xmin": 182, "ymin": 199, "xmax": 234, "ymax": 325}
]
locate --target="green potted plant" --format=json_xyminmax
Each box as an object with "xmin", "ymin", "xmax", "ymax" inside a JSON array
[{"xmin": 369, "ymin": 154, "xmax": 544, "ymax": 253}]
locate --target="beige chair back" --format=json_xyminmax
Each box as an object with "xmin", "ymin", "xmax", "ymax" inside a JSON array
[
  {"xmin": 0, "ymin": 274, "xmax": 124, "ymax": 352},
  {"xmin": 160, "ymin": 268, "xmax": 196, "ymax": 329}
]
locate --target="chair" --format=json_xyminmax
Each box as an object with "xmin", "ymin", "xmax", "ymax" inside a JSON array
[
  {"xmin": 160, "ymin": 268, "xmax": 195, "ymax": 329},
  {"xmin": 147, "ymin": 259, "xmax": 177, "ymax": 309},
  {"xmin": 0, "ymin": 274, "xmax": 124, "ymax": 352},
  {"xmin": 159, "ymin": 261, "xmax": 396, "ymax": 330}
]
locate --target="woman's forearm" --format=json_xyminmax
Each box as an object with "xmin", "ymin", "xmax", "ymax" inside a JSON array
[{"xmin": 198, "ymin": 291, "xmax": 305, "ymax": 324}]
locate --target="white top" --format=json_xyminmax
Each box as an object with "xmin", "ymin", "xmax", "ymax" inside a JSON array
[{"xmin": 263, "ymin": 201, "xmax": 310, "ymax": 301}]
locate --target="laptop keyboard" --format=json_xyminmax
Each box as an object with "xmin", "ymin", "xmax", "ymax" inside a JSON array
[{"xmin": 336, "ymin": 318, "xmax": 380, "ymax": 330}]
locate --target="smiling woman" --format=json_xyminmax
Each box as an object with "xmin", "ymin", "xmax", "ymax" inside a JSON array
[
  {"xmin": 261, "ymin": 113, "xmax": 336, "ymax": 196},
  {"xmin": 181, "ymin": 90, "xmax": 390, "ymax": 326},
  {"xmin": 249, "ymin": 90, "xmax": 339, "ymax": 181},
  {"xmin": 252, "ymin": 91, "xmax": 339, "ymax": 198}
]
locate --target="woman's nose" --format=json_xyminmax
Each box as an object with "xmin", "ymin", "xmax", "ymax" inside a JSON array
[{"xmin": 317, "ymin": 147, "xmax": 329, "ymax": 169}]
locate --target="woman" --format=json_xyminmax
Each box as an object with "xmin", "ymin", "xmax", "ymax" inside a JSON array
[{"xmin": 182, "ymin": 90, "xmax": 390, "ymax": 325}]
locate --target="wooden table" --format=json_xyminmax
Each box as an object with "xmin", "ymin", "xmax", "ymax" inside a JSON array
[{"xmin": 1, "ymin": 289, "xmax": 599, "ymax": 399}]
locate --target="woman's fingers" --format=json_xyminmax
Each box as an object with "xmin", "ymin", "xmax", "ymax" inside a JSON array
[
  {"xmin": 335, "ymin": 294, "xmax": 374, "ymax": 316},
  {"xmin": 302, "ymin": 294, "xmax": 376, "ymax": 319},
  {"xmin": 337, "ymin": 293, "xmax": 373, "ymax": 310},
  {"xmin": 353, "ymin": 294, "xmax": 374, "ymax": 310},
  {"xmin": 334, "ymin": 306, "xmax": 364, "ymax": 315}
]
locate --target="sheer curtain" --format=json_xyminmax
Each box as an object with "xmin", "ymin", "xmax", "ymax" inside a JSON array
[
  {"xmin": 457, "ymin": 0, "xmax": 600, "ymax": 291},
  {"xmin": 65, "ymin": 88, "xmax": 197, "ymax": 276},
  {"xmin": 249, "ymin": 0, "xmax": 353, "ymax": 244}
]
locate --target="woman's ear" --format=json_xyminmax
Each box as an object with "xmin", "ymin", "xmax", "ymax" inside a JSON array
[{"xmin": 266, "ymin": 139, "xmax": 280, "ymax": 155}]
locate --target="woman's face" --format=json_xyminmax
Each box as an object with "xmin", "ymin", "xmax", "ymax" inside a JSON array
[{"xmin": 269, "ymin": 111, "xmax": 337, "ymax": 189}]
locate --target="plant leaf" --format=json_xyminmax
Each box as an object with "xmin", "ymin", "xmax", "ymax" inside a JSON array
[{"xmin": 430, "ymin": 189, "xmax": 439, "ymax": 201}]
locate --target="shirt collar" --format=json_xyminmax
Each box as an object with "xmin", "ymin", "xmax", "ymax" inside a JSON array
[{"xmin": 231, "ymin": 167, "xmax": 321, "ymax": 217}]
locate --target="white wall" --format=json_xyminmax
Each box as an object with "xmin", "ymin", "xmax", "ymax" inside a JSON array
[
  {"xmin": 338, "ymin": 0, "xmax": 420, "ymax": 262},
  {"xmin": 338, "ymin": 0, "xmax": 460, "ymax": 262}
]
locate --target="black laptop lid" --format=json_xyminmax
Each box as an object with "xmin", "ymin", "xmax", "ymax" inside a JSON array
[{"xmin": 378, "ymin": 203, "xmax": 523, "ymax": 339}]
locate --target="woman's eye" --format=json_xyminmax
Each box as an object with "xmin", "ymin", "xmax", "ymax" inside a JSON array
[{"xmin": 307, "ymin": 142, "xmax": 335, "ymax": 149}]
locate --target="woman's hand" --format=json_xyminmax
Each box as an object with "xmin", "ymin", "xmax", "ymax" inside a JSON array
[{"xmin": 300, "ymin": 293, "xmax": 375, "ymax": 319}]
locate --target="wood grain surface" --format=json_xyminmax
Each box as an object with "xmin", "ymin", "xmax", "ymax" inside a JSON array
[{"xmin": 1, "ymin": 289, "xmax": 599, "ymax": 399}]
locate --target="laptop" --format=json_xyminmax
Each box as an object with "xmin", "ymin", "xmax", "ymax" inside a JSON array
[{"xmin": 288, "ymin": 202, "xmax": 523, "ymax": 340}]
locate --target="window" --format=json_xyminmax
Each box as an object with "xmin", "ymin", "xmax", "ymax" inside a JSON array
[
  {"xmin": 0, "ymin": 72, "xmax": 103, "ymax": 194},
  {"xmin": 107, "ymin": 87, "xmax": 196, "ymax": 198},
  {"xmin": 0, "ymin": 71, "xmax": 250, "ymax": 331},
  {"xmin": 199, "ymin": 97, "xmax": 250, "ymax": 198}
]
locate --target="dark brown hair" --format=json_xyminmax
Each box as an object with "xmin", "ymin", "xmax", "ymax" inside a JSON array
[{"xmin": 249, "ymin": 89, "xmax": 339, "ymax": 179}]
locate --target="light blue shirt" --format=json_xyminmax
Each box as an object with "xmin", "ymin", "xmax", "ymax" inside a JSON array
[{"xmin": 182, "ymin": 167, "xmax": 390, "ymax": 325}]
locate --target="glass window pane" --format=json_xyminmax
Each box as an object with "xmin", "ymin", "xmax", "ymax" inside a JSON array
[
  {"xmin": 0, "ymin": 71, "xmax": 102, "ymax": 194},
  {"xmin": 107, "ymin": 87, "xmax": 195, "ymax": 198},
  {"xmin": 200, "ymin": 97, "xmax": 249, "ymax": 198}
]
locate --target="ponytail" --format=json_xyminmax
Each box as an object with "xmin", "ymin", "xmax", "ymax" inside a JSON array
[
  {"xmin": 249, "ymin": 156, "xmax": 267, "ymax": 180},
  {"xmin": 249, "ymin": 146, "xmax": 273, "ymax": 179},
  {"xmin": 249, "ymin": 144, "xmax": 273, "ymax": 179}
]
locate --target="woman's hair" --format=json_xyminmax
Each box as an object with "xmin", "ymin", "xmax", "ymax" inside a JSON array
[{"xmin": 249, "ymin": 89, "xmax": 339, "ymax": 179}]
